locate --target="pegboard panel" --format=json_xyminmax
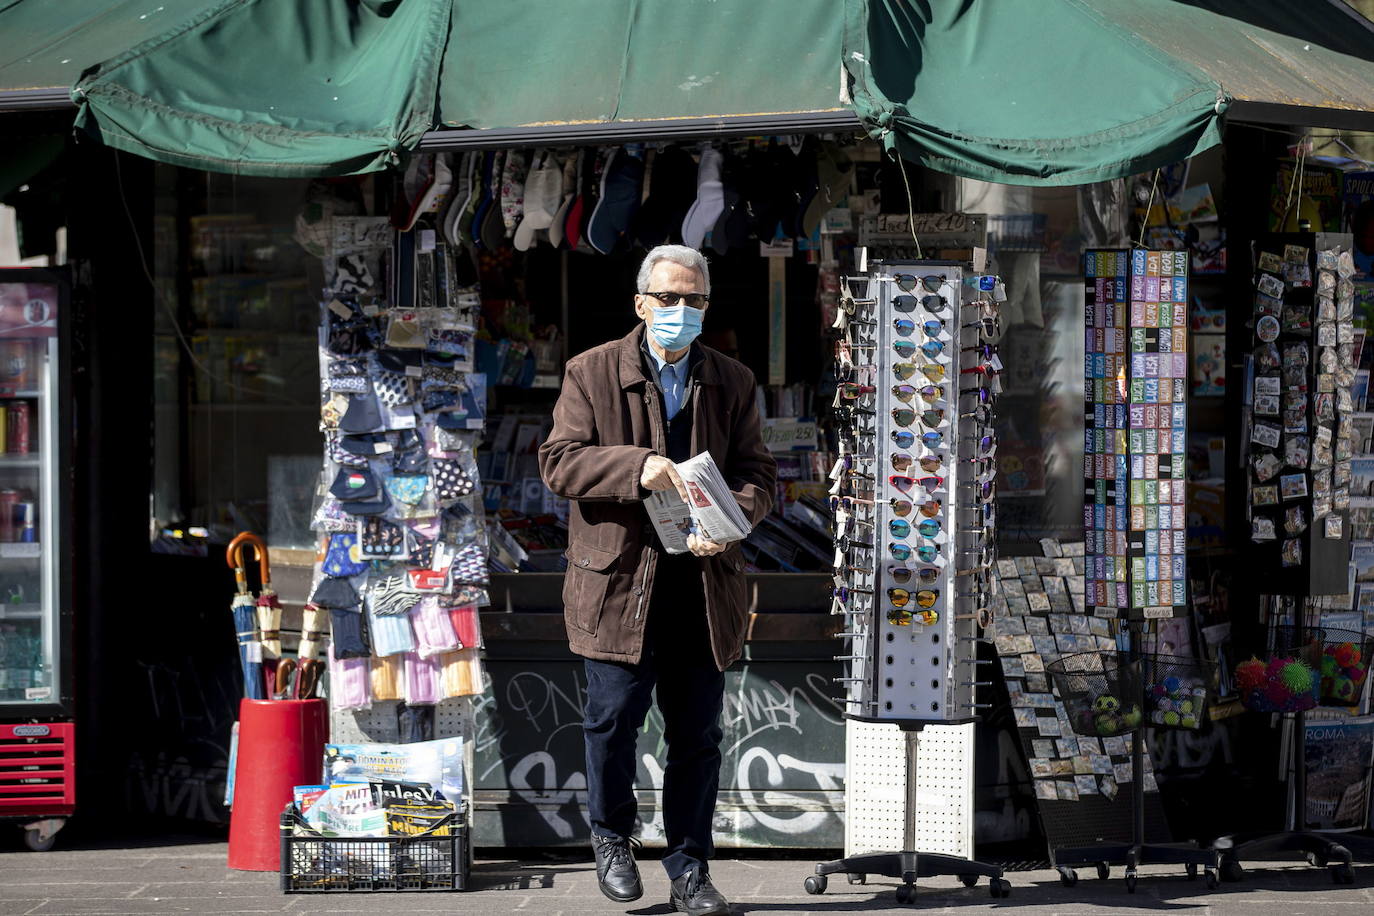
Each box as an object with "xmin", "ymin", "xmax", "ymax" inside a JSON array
[
  {"xmin": 844, "ymin": 720, "xmax": 973, "ymax": 860},
  {"xmin": 912, "ymin": 723, "xmax": 974, "ymax": 858},
  {"xmin": 845, "ymin": 720, "xmax": 909, "ymax": 855}
]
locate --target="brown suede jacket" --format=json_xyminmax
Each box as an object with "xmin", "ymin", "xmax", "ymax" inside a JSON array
[{"xmin": 537, "ymin": 324, "xmax": 777, "ymax": 670}]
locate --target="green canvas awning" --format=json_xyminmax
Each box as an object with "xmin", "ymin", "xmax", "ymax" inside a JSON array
[
  {"xmin": 5, "ymin": 0, "xmax": 1374, "ymax": 181},
  {"xmin": 843, "ymin": 0, "xmax": 1374, "ymax": 186}
]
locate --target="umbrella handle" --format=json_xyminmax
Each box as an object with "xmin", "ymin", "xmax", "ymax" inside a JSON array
[{"xmin": 226, "ymin": 531, "xmax": 271, "ymax": 589}]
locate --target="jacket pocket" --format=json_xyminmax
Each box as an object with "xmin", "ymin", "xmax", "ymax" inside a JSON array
[{"xmin": 562, "ymin": 544, "xmax": 620, "ymax": 636}]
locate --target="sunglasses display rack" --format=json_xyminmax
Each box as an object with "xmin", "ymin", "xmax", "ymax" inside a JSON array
[
  {"xmin": 810, "ymin": 261, "xmax": 1011, "ymax": 902},
  {"xmin": 1050, "ymin": 248, "xmax": 1221, "ymax": 891}
]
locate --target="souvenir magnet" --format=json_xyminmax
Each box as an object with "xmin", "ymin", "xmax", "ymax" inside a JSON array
[{"xmin": 1256, "ymin": 315, "xmax": 1281, "ymax": 342}]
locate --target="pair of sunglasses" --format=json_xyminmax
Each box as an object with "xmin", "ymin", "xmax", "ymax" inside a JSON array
[
  {"xmin": 839, "ymin": 382, "xmax": 876, "ymax": 399},
  {"xmin": 892, "ymin": 429, "xmax": 944, "ymax": 450},
  {"xmin": 894, "ymin": 338, "xmax": 945, "ymax": 359},
  {"xmin": 894, "ymin": 362, "xmax": 946, "ymax": 383},
  {"xmin": 887, "ymin": 607, "xmax": 939, "ymax": 627},
  {"xmin": 888, "ymin": 543, "xmax": 940, "ymax": 563},
  {"xmin": 891, "ymin": 453, "xmax": 942, "ymax": 474},
  {"xmin": 889, "ymin": 588, "xmax": 939, "ymax": 609},
  {"xmin": 831, "ymin": 586, "xmax": 873, "ymax": 601},
  {"xmin": 961, "ymin": 386, "xmax": 996, "ymax": 405},
  {"xmin": 890, "ymin": 474, "xmax": 944, "ymax": 493},
  {"xmin": 889, "ymin": 566, "xmax": 940, "ymax": 585},
  {"xmin": 892, "ymin": 273, "xmax": 946, "ymax": 293},
  {"xmin": 893, "ymin": 384, "xmax": 943, "ymax": 405},
  {"xmin": 893, "ymin": 294, "xmax": 948, "ymax": 314},
  {"xmin": 894, "ymin": 317, "xmax": 946, "ymax": 338},
  {"xmin": 837, "ymin": 296, "xmax": 877, "ymax": 315},
  {"xmin": 893, "ymin": 408, "xmax": 944, "ymax": 429},
  {"xmin": 963, "ymin": 316, "xmax": 1000, "ymax": 338},
  {"xmin": 890, "ymin": 497, "xmax": 942, "ymax": 519},
  {"xmin": 889, "ymin": 518, "xmax": 943, "ymax": 540}
]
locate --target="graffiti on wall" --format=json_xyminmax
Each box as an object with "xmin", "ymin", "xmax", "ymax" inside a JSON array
[{"xmin": 472, "ymin": 662, "xmax": 848, "ymax": 846}]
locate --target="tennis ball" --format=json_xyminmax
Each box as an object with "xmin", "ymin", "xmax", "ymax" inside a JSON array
[
  {"xmin": 1121, "ymin": 706, "xmax": 1142, "ymax": 728},
  {"xmin": 1181, "ymin": 714, "xmax": 1198, "ymax": 729},
  {"xmin": 1163, "ymin": 711, "xmax": 1181, "ymax": 726},
  {"xmin": 1180, "ymin": 699, "xmax": 1194, "ymax": 715}
]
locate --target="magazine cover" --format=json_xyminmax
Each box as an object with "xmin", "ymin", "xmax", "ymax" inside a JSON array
[
  {"xmin": 1344, "ymin": 170, "xmax": 1374, "ymax": 280},
  {"xmin": 1304, "ymin": 717, "xmax": 1374, "ymax": 831}
]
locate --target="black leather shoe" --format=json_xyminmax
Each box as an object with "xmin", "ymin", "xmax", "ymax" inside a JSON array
[
  {"xmin": 592, "ymin": 834, "xmax": 643, "ymax": 902},
  {"xmin": 669, "ymin": 866, "xmax": 731, "ymax": 915}
]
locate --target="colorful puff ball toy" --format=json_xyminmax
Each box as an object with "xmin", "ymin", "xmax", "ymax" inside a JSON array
[
  {"xmin": 1146, "ymin": 677, "xmax": 1207, "ymax": 729},
  {"xmin": 1239, "ymin": 655, "xmax": 1320, "ymax": 713},
  {"xmin": 1320, "ymin": 641, "xmax": 1369, "ymax": 706}
]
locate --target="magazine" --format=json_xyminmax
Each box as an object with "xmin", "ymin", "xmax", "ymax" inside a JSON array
[
  {"xmin": 645, "ymin": 452, "xmax": 753, "ymax": 553},
  {"xmin": 1304, "ymin": 717, "xmax": 1374, "ymax": 831}
]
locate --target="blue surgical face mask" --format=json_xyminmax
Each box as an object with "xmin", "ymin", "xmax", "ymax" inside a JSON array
[{"xmin": 645, "ymin": 303, "xmax": 704, "ymax": 351}]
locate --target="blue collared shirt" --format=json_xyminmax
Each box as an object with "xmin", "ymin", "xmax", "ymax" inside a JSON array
[{"xmin": 647, "ymin": 346, "xmax": 689, "ymax": 421}]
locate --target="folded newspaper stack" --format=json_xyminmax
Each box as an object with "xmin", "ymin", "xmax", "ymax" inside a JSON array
[{"xmin": 646, "ymin": 452, "xmax": 753, "ymax": 553}]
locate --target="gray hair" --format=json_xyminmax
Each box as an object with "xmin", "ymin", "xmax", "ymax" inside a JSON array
[{"xmin": 636, "ymin": 245, "xmax": 711, "ymax": 295}]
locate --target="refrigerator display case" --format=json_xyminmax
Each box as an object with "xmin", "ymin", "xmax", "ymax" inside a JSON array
[{"xmin": 0, "ymin": 269, "xmax": 74, "ymax": 850}]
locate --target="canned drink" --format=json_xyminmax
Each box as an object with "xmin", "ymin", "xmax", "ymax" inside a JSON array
[
  {"xmin": 0, "ymin": 489, "xmax": 19, "ymax": 543},
  {"xmin": 16, "ymin": 502, "xmax": 34, "ymax": 543},
  {"xmin": 8, "ymin": 401, "xmax": 29, "ymax": 455},
  {"xmin": 0, "ymin": 341, "xmax": 28, "ymax": 389},
  {"xmin": 0, "ymin": 405, "xmax": 10, "ymax": 454}
]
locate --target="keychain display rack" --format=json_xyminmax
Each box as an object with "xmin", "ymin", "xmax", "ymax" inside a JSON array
[
  {"xmin": 809, "ymin": 260, "xmax": 1010, "ymax": 902},
  {"xmin": 1049, "ymin": 248, "xmax": 1221, "ymax": 891},
  {"xmin": 1216, "ymin": 233, "xmax": 1374, "ymax": 883}
]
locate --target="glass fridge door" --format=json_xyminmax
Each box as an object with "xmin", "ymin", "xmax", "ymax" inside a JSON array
[{"xmin": 0, "ymin": 277, "xmax": 63, "ymax": 710}]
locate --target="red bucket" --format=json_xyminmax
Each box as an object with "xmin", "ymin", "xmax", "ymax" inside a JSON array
[{"xmin": 227, "ymin": 699, "xmax": 328, "ymax": 871}]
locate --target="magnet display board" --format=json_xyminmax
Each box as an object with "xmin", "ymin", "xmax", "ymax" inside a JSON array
[{"xmin": 1083, "ymin": 249, "xmax": 1189, "ymax": 620}]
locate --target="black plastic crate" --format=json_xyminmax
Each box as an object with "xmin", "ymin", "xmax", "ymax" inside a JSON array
[{"xmin": 280, "ymin": 804, "xmax": 469, "ymax": 892}]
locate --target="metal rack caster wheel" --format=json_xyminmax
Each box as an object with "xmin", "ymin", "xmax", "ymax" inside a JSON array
[
  {"xmin": 1096, "ymin": 862, "xmax": 1110, "ymax": 881},
  {"xmin": 847, "ymin": 873, "xmax": 865, "ymax": 885},
  {"xmin": 1185, "ymin": 862, "xmax": 1198, "ymax": 881},
  {"xmin": 990, "ymin": 878, "xmax": 1011, "ymax": 898},
  {"xmin": 1332, "ymin": 863, "xmax": 1354, "ymax": 885},
  {"xmin": 1220, "ymin": 859, "xmax": 1244, "ymax": 883},
  {"xmin": 1204, "ymin": 868, "xmax": 1219, "ymax": 889},
  {"xmin": 1125, "ymin": 871, "xmax": 1138, "ymax": 894},
  {"xmin": 959, "ymin": 874, "xmax": 979, "ymax": 888},
  {"xmin": 1307, "ymin": 852, "xmax": 1329, "ymax": 867},
  {"xmin": 23, "ymin": 829, "xmax": 54, "ymax": 853},
  {"xmin": 804, "ymin": 874, "xmax": 827, "ymax": 895},
  {"xmin": 895, "ymin": 884, "xmax": 916, "ymax": 904},
  {"xmin": 1057, "ymin": 866, "xmax": 1077, "ymax": 887}
]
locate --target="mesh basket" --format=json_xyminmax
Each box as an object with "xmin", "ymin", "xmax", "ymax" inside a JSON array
[
  {"xmin": 279, "ymin": 804, "xmax": 468, "ymax": 893},
  {"xmin": 1314, "ymin": 627, "xmax": 1374, "ymax": 707},
  {"xmin": 1046, "ymin": 651, "xmax": 1142, "ymax": 738},
  {"xmin": 1140, "ymin": 653, "xmax": 1218, "ymax": 730},
  {"xmin": 1235, "ymin": 626, "xmax": 1324, "ymax": 714}
]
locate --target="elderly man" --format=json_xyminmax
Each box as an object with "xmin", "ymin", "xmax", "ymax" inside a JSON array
[{"xmin": 539, "ymin": 244, "xmax": 776, "ymax": 915}]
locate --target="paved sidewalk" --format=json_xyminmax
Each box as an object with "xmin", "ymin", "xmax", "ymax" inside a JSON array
[{"xmin": 2, "ymin": 838, "xmax": 1374, "ymax": 915}]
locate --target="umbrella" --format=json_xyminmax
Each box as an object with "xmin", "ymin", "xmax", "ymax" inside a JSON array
[
  {"xmin": 295, "ymin": 603, "xmax": 327, "ymax": 699},
  {"xmin": 249, "ymin": 537, "xmax": 293, "ymax": 699},
  {"xmin": 226, "ymin": 533, "xmax": 266, "ymax": 700}
]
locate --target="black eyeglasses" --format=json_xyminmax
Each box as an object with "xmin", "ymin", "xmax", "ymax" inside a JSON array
[{"xmin": 644, "ymin": 291, "xmax": 709, "ymax": 309}]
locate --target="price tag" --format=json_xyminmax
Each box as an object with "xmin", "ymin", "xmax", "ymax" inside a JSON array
[{"xmin": 327, "ymin": 299, "xmax": 352, "ymax": 319}]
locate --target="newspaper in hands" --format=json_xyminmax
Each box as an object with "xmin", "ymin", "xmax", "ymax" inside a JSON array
[{"xmin": 645, "ymin": 452, "xmax": 754, "ymax": 553}]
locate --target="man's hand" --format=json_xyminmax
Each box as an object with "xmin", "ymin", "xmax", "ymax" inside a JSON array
[
  {"xmin": 687, "ymin": 533, "xmax": 727, "ymax": 557},
  {"xmin": 641, "ymin": 455, "xmax": 689, "ymax": 502}
]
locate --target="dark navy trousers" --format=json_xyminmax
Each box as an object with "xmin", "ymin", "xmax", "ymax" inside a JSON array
[{"xmin": 582, "ymin": 554, "xmax": 724, "ymax": 879}]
